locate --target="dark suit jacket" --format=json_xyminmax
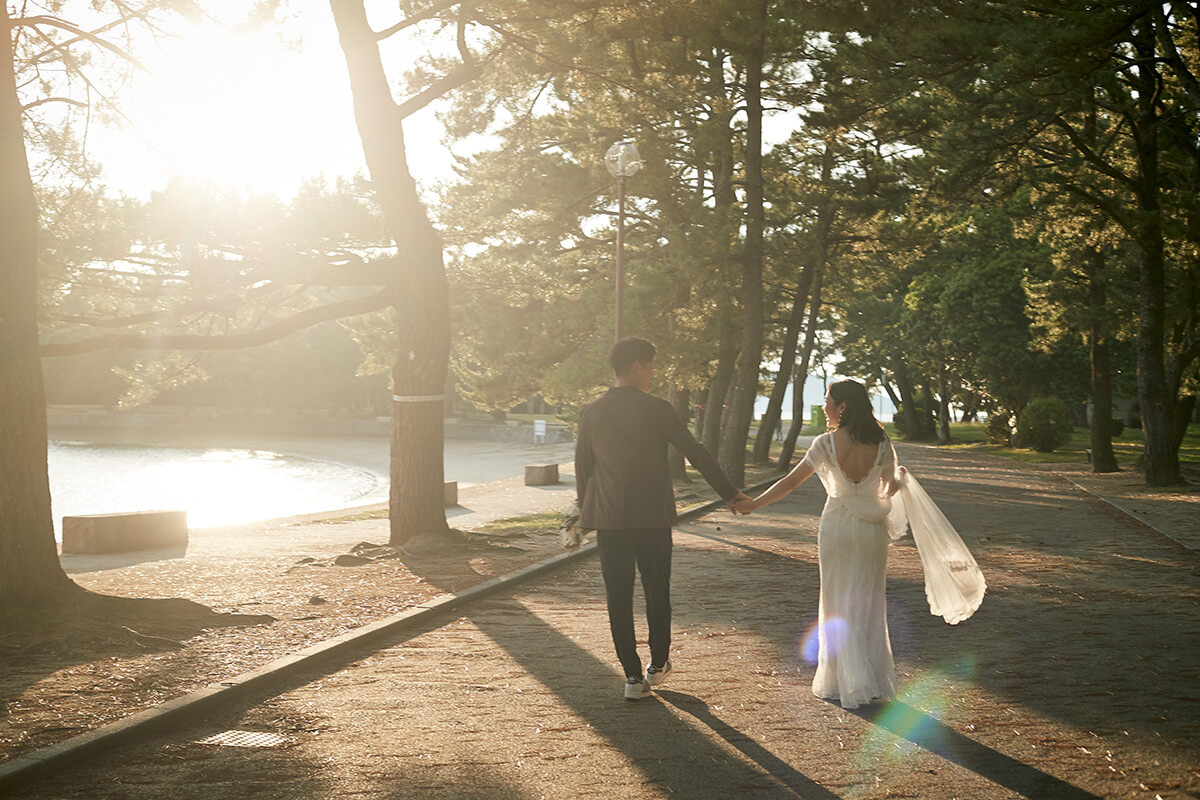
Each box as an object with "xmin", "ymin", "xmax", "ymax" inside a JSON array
[{"xmin": 575, "ymin": 386, "xmax": 737, "ymax": 530}]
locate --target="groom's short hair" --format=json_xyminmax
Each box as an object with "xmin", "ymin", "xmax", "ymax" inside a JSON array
[{"xmin": 610, "ymin": 337, "xmax": 656, "ymax": 376}]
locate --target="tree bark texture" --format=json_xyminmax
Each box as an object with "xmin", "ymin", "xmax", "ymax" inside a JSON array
[
  {"xmin": 717, "ymin": 7, "xmax": 768, "ymax": 487},
  {"xmin": 1085, "ymin": 246, "xmax": 1119, "ymax": 472},
  {"xmin": 332, "ymin": 0, "xmax": 452, "ymax": 542},
  {"xmin": 751, "ymin": 280, "xmax": 810, "ymax": 463},
  {"xmin": 892, "ymin": 356, "xmax": 929, "ymax": 441},
  {"xmin": 778, "ymin": 265, "xmax": 823, "ymax": 468},
  {"xmin": 0, "ymin": 9, "xmax": 75, "ymax": 602},
  {"xmin": 1129, "ymin": 21, "xmax": 1180, "ymax": 485},
  {"xmin": 936, "ymin": 365, "xmax": 952, "ymax": 444},
  {"xmin": 702, "ymin": 296, "xmax": 738, "ymax": 458}
]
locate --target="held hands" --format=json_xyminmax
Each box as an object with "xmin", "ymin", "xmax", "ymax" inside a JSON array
[{"xmin": 728, "ymin": 492, "xmax": 757, "ymax": 515}]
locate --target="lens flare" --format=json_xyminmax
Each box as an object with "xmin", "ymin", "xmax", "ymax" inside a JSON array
[
  {"xmin": 800, "ymin": 616, "xmax": 847, "ymax": 664},
  {"xmin": 854, "ymin": 654, "xmax": 980, "ymax": 774}
]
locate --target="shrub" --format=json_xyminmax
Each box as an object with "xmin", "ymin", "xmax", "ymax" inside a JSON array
[
  {"xmin": 1015, "ymin": 398, "xmax": 1074, "ymax": 452},
  {"xmin": 985, "ymin": 411, "xmax": 1014, "ymax": 445},
  {"xmin": 1109, "ymin": 418, "xmax": 1124, "ymax": 437},
  {"xmin": 893, "ymin": 402, "xmax": 935, "ymax": 440}
]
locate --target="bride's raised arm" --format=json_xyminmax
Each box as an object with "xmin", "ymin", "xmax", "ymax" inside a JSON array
[{"xmin": 734, "ymin": 435, "xmax": 822, "ymax": 514}]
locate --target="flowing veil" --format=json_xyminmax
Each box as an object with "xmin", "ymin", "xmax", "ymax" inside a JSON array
[{"xmin": 886, "ymin": 465, "xmax": 986, "ymax": 625}]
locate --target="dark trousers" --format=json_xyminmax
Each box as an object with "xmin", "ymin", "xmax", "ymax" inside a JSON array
[{"xmin": 596, "ymin": 528, "xmax": 673, "ymax": 679}]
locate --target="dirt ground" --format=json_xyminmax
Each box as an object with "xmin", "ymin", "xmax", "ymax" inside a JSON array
[
  {"xmin": 3, "ymin": 446, "xmax": 1198, "ymax": 799},
  {"xmin": 0, "ymin": 465, "xmax": 744, "ymax": 763}
]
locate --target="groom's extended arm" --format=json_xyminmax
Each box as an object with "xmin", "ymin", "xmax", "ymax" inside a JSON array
[
  {"xmin": 658, "ymin": 400, "xmax": 738, "ymax": 501},
  {"xmin": 574, "ymin": 406, "xmax": 594, "ymax": 505}
]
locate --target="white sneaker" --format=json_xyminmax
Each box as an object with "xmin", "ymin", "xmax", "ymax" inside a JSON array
[
  {"xmin": 624, "ymin": 675, "xmax": 651, "ymax": 701},
  {"xmin": 647, "ymin": 660, "xmax": 673, "ymax": 687}
]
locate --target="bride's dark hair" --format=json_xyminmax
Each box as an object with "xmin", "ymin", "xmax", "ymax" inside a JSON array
[{"xmin": 829, "ymin": 379, "xmax": 885, "ymax": 445}]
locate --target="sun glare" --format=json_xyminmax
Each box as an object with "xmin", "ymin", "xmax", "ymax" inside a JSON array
[
  {"xmin": 79, "ymin": 11, "xmax": 471, "ymax": 200},
  {"xmin": 99, "ymin": 18, "xmax": 364, "ymax": 197}
]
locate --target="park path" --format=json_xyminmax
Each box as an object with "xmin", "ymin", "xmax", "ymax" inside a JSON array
[{"xmin": 11, "ymin": 445, "xmax": 1200, "ymax": 799}]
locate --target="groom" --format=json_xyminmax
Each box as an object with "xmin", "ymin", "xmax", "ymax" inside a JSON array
[{"xmin": 575, "ymin": 337, "xmax": 750, "ymax": 700}]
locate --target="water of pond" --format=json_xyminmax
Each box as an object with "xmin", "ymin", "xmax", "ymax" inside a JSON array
[{"xmin": 48, "ymin": 441, "xmax": 387, "ymax": 537}]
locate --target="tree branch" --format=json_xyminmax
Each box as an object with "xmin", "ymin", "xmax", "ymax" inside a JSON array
[
  {"xmin": 22, "ymin": 6, "xmax": 154, "ymax": 66},
  {"xmin": 41, "ymin": 291, "xmax": 393, "ymax": 357},
  {"xmin": 375, "ymin": 0, "xmax": 459, "ymax": 41},
  {"xmin": 20, "ymin": 95, "xmax": 87, "ymax": 112},
  {"xmin": 1059, "ymin": 182, "xmax": 1138, "ymax": 241},
  {"xmin": 23, "ymin": 26, "xmax": 142, "ymax": 132},
  {"xmin": 1152, "ymin": 2, "xmax": 1200, "ymax": 111},
  {"xmin": 457, "ymin": 4, "xmax": 474, "ymax": 68},
  {"xmin": 1051, "ymin": 115, "xmax": 1137, "ymax": 189},
  {"xmin": 396, "ymin": 60, "xmax": 484, "ymax": 119},
  {"xmin": 12, "ymin": 15, "xmax": 149, "ymax": 73}
]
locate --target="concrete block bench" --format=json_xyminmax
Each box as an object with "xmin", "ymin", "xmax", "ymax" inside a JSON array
[
  {"xmin": 61, "ymin": 510, "xmax": 188, "ymax": 555},
  {"xmin": 524, "ymin": 464, "xmax": 559, "ymax": 486},
  {"xmin": 444, "ymin": 481, "xmax": 458, "ymax": 507}
]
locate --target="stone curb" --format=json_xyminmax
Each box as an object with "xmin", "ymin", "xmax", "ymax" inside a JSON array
[
  {"xmin": 1052, "ymin": 472, "xmax": 1198, "ymax": 555},
  {"xmin": 0, "ymin": 479, "xmax": 775, "ymax": 790}
]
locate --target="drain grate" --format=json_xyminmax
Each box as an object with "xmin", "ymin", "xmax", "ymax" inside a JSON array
[{"xmin": 195, "ymin": 729, "xmax": 290, "ymax": 748}]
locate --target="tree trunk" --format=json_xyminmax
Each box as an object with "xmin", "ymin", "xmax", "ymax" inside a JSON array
[
  {"xmin": 701, "ymin": 47, "xmax": 737, "ymax": 461},
  {"xmin": 332, "ymin": 0, "xmax": 452, "ymax": 543},
  {"xmin": 668, "ymin": 386, "xmax": 691, "ymax": 481},
  {"xmin": 959, "ymin": 392, "xmax": 981, "ymax": 423},
  {"xmin": 920, "ymin": 383, "xmax": 939, "ymax": 439},
  {"xmin": 701, "ymin": 297, "xmax": 738, "ymax": 457},
  {"xmin": 752, "ymin": 265, "xmax": 816, "ymax": 463},
  {"xmin": 1130, "ymin": 21, "xmax": 1180, "ymax": 485},
  {"xmin": 935, "ymin": 366, "xmax": 951, "ymax": 444},
  {"xmin": 1172, "ymin": 394, "xmax": 1197, "ymax": 452},
  {"xmin": 880, "ymin": 378, "xmax": 901, "ymax": 410},
  {"xmin": 718, "ymin": 9, "xmax": 768, "ymax": 487},
  {"xmin": 0, "ymin": 6, "xmax": 76, "ymax": 603},
  {"xmin": 778, "ymin": 266, "xmax": 823, "ymax": 468},
  {"xmin": 892, "ymin": 355, "xmax": 926, "ymax": 441},
  {"xmin": 1085, "ymin": 246, "xmax": 1119, "ymax": 472}
]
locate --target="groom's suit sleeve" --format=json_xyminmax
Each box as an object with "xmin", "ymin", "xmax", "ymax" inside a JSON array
[
  {"xmin": 657, "ymin": 399, "xmax": 737, "ymax": 501},
  {"xmin": 574, "ymin": 405, "xmax": 594, "ymax": 506}
]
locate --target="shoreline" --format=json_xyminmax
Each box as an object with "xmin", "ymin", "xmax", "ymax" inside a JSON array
[{"xmin": 46, "ymin": 424, "xmax": 576, "ymax": 540}]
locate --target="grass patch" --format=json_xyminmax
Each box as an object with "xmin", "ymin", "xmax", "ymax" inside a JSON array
[
  {"xmin": 309, "ymin": 507, "xmax": 389, "ymax": 525},
  {"xmin": 313, "ymin": 507, "xmax": 563, "ymax": 533},
  {"xmin": 892, "ymin": 421, "xmax": 1200, "ymax": 467},
  {"xmin": 493, "ymin": 413, "xmax": 562, "ymax": 424},
  {"xmin": 475, "ymin": 511, "xmax": 562, "ymax": 533}
]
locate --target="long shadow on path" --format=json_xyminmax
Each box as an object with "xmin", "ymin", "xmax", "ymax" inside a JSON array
[
  {"xmin": 470, "ymin": 595, "xmax": 841, "ymax": 800},
  {"xmin": 849, "ymin": 701, "xmax": 1104, "ymax": 800},
  {"xmin": 656, "ymin": 690, "xmax": 839, "ymax": 799}
]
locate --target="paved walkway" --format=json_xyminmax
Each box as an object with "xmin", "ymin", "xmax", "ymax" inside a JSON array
[{"xmin": 14, "ymin": 445, "xmax": 1199, "ymax": 799}]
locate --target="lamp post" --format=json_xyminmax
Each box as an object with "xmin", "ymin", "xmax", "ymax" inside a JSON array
[{"xmin": 604, "ymin": 139, "xmax": 642, "ymax": 341}]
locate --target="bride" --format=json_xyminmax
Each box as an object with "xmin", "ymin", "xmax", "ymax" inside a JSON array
[{"xmin": 733, "ymin": 379, "xmax": 985, "ymax": 709}]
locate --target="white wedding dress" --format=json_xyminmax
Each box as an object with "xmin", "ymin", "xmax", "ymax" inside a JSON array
[{"xmin": 802, "ymin": 432, "xmax": 985, "ymax": 709}]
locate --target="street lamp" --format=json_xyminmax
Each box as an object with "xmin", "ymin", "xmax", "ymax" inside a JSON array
[{"xmin": 604, "ymin": 138, "xmax": 642, "ymax": 341}]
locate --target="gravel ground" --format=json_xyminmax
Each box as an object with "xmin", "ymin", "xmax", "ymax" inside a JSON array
[{"xmin": 4, "ymin": 444, "xmax": 1198, "ymax": 799}]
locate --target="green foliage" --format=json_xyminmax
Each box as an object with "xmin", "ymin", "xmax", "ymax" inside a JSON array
[
  {"xmin": 985, "ymin": 411, "xmax": 1014, "ymax": 445},
  {"xmin": 1015, "ymin": 398, "xmax": 1074, "ymax": 452},
  {"xmin": 893, "ymin": 400, "xmax": 936, "ymax": 441}
]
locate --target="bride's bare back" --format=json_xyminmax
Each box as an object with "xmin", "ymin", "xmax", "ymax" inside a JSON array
[{"xmin": 830, "ymin": 428, "xmax": 881, "ymax": 483}]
